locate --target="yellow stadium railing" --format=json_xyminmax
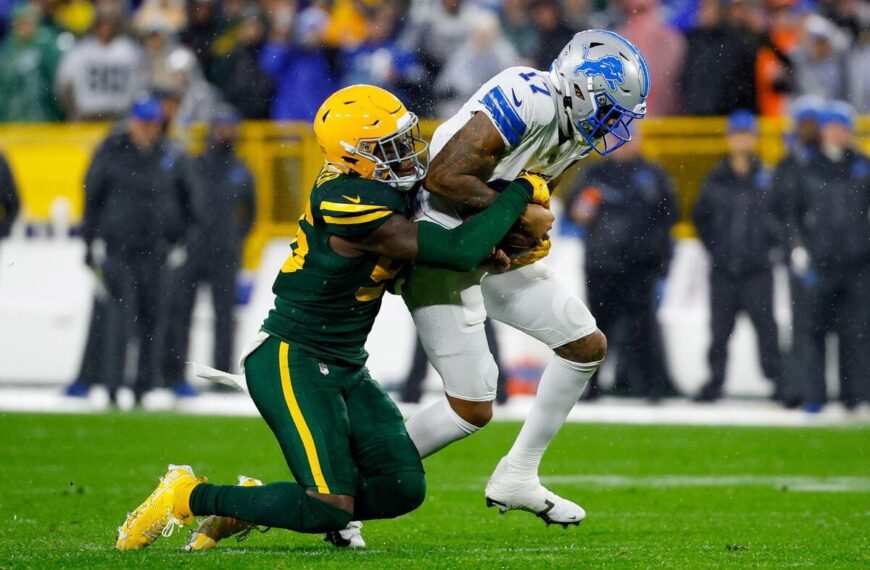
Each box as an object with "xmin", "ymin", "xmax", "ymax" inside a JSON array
[{"xmin": 1, "ymin": 117, "xmax": 869, "ymax": 268}]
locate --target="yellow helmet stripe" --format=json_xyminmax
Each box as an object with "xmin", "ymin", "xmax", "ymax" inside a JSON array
[
  {"xmin": 323, "ymin": 209, "xmax": 393, "ymax": 225},
  {"xmin": 320, "ymin": 201, "xmax": 388, "ymax": 214}
]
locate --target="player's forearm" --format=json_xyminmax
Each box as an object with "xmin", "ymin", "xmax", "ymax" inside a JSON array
[
  {"xmin": 416, "ymin": 182, "xmax": 531, "ymax": 272},
  {"xmin": 426, "ymin": 171, "xmax": 500, "ymax": 210}
]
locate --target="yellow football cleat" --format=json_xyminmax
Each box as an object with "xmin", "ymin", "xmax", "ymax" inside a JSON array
[
  {"xmin": 116, "ymin": 464, "xmax": 207, "ymax": 551},
  {"xmin": 183, "ymin": 475, "xmax": 265, "ymax": 552}
]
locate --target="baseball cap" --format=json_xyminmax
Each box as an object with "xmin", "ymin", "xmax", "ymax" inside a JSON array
[
  {"xmin": 820, "ymin": 100, "xmax": 855, "ymax": 129},
  {"xmin": 790, "ymin": 94, "xmax": 825, "ymax": 123},
  {"xmin": 129, "ymin": 94, "xmax": 163, "ymax": 122},
  {"xmin": 727, "ymin": 109, "xmax": 758, "ymax": 134}
]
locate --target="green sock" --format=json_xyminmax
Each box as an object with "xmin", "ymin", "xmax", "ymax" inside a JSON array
[{"xmin": 189, "ymin": 482, "xmax": 352, "ymax": 533}]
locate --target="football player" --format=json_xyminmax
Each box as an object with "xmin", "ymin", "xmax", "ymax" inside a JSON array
[
  {"xmin": 401, "ymin": 30, "xmax": 650, "ymax": 526},
  {"xmin": 115, "ymin": 84, "xmax": 553, "ymax": 551}
]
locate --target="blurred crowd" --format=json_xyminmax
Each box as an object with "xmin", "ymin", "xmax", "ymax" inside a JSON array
[{"xmin": 2, "ymin": 0, "xmax": 870, "ymax": 124}]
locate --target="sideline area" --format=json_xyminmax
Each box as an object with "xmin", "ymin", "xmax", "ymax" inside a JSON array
[{"xmin": 1, "ymin": 385, "xmax": 867, "ymax": 427}]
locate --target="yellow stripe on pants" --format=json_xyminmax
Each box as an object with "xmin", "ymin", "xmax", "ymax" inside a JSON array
[{"xmin": 278, "ymin": 342, "xmax": 331, "ymax": 494}]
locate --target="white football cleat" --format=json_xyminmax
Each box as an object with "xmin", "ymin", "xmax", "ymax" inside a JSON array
[
  {"xmin": 323, "ymin": 521, "xmax": 366, "ymax": 548},
  {"xmin": 485, "ymin": 457, "xmax": 586, "ymax": 527}
]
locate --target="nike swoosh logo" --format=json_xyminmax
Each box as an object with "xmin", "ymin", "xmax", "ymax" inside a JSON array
[
  {"xmin": 342, "ymin": 195, "xmax": 362, "ymax": 204},
  {"xmin": 511, "ymin": 89, "xmax": 523, "ymax": 108}
]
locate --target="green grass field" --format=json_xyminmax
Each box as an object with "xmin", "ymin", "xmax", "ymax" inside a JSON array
[{"xmin": 0, "ymin": 413, "xmax": 867, "ymax": 569}]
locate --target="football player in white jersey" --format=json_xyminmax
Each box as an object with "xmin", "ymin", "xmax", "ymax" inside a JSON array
[{"xmin": 399, "ymin": 29, "xmax": 651, "ymax": 527}]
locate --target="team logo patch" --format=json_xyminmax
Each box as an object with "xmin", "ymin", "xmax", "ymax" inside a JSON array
[{"xmin": 573, "ymin": 46, "xmax": 625, "ymax": 91}]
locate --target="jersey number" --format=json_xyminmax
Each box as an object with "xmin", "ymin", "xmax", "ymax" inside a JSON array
[
  {"xmin": 355, "ymin": 257, "xmax": 401, "ymax": 302},
  {"xmin": 518, "ymin": 71, "xmax": 551, "ymax": 96}
]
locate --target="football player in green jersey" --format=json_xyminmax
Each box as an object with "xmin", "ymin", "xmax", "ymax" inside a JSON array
[{"xmin": 115, "ymin": 84, "xmax": 554, "ymax": 551}]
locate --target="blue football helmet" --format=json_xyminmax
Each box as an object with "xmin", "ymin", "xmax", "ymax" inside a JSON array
[{"xmin": 548, "ymin": 30, "xmax": 650, "ymax": 155}]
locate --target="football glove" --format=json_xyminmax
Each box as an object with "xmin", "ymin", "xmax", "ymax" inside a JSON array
[
  {"xmin": 516, "ymin": 173, "xmax": 551, "ymax": 208},
  {"xmin": 511, "ymin": 238, "xmax": 551, "ymax": 268}
]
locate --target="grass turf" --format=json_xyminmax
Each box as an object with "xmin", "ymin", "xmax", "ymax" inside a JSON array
[{"xmin": 0, "ymin": 413, "xmax": 867, "ymax": 569}]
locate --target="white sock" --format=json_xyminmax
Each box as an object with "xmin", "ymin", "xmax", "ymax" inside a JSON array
[
  {"xmin": 504, "ymin": 355, "xmax": 600, "ymax": 479},
  {"xmin": 406, "ymin": 397, "xmax": 480, "ymax": 458}
]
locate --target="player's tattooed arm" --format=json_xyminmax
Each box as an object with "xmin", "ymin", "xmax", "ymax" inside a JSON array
[{"xmin": 425, "ymin": 112, "xmax": 507, "ymax": 210}]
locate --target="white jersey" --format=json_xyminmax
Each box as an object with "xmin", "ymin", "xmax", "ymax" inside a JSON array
[
  {"xmin": 56, "ymin": 36, "xmax": 144, "ymax": 119},
  {"xmin": 416, "ymin": 66, "xmax": 591, "ymax": 228}
]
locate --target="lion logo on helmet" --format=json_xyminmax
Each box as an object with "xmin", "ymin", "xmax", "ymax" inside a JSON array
[{"xmin": 573, "ymin": 45, "xmax": 625, "ymax": 91}]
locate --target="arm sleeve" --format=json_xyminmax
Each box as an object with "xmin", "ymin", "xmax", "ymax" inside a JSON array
[
  {"xmin": 174, "ymin": 156, "xmax": 200, "ymax": 242},
  {"xmin": 692, "ymin": 183, "xmax": 713, "ymax": 247},
  {"xmin": 416, "ymin": 182, "xmax": 531, "ymax": 272},
  {"xmin": 82, "ymin": 145, "xmax": 110, "ymax": 246}
]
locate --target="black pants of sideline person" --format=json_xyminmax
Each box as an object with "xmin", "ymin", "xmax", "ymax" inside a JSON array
[
  {"xmin": 705, "ymin": 268, "xmax": 782, "ymax": 395},
  {"xmin": 162, "ymin": 248, "xmax": 239, "ymax": 383},
  {"xmin": 585, "ymin": 269, "xmax": 673, "ymax": 399},
  {"xmin": 75, "ymin": 294, "xmax": 108, "ymax": 386},
  {"xmin": 401, "ymin": 319, "xmax": 508, "ymax": 404},
  {"xmin": 803, "ymin": 264, "xmax": 870, "ymax": 408},
  {"xmin": 100, "ymin": 253, "xmax": 169, "ymax": 403},
  {"xmin": 781, "ymin": 271, "xmax": 815, "ymax": 405}
]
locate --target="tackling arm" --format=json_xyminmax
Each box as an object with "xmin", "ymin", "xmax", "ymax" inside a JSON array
[{"xmin": 330, "ymin": 181, "xmax": 552, "ymax": 272}]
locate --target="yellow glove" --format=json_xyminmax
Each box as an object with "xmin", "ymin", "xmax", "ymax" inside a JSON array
[
  {"xmin": 511, "ymin": 238, "xmax": 551, "ymax": 268},
  {"xmin": 516, "ymin": 172, "xmax": 550, "ymax": 208}
]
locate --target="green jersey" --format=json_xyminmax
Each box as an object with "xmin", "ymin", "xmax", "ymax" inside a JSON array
[{"xmin": 262, "ymin": 170, "xmax": 412, "ymax": 365}]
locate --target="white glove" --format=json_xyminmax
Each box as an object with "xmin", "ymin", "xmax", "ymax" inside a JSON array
[
  {"xmin": 791, "ymin": 246, "xmax": 810, "ymax": 275},
  {"xmin": 167, "ymin": 245, "xmax": 188, "ymax": 269}
]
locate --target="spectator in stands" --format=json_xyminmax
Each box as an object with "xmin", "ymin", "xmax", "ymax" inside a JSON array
[
  {"xmin": 82, "ymin": 94, "xmax": 199, "ymax": 407},
  {"xmin": 400, "ymin": 0, "xmax": 483, "ymax": 115},
  {"xmin": 434, "ymin": 11, "xmax": 517, "ymax": 118},
  {"xmin": 617, "ymin": 0, "xmax": 685, "ymax": 115},
  {"xmin": 164, "ymin": 46, "xmax": 223, "ymax": 134},
  {"xmin": 847, "ymin": 26, "xmax": 870, "ymax": 113},
  {"xmin": 681, "ymin": 0, "xmax": 759, "ymax": 115},
  {"xmin": 55, "ymin": 11, "xmax": 144, "ymax": 121},
  {"xmin": 528, "ymin": 0, "xmax": 574, "ymax": 71},
  {"xmin": 179, "ymin": 0, "xmax": 222, "ymax": 79},
  {"xmin": 0, "ymin": 3, "xmax": 63, "ymax": 122},
  {"xmin": 163, "ymin": 105, "xmax": 254, "ymax": 396},
  {"xmin": 211, "ymin": 7, "xmax": 273, "ymax": 119},
  {"xmin": 816, "ymin": 0, "xmax": 870, "ymax": 38},
  {"xmin": 340, "ymin": 1, "xmax": 424, "ymax": 104},
  {"xmin": 794, "ymin": 101, "xmax": 870, "ymax": 411},
  {"xmin": 141, "ymin": 23, "xmax": 177, "ymax": 93},
  {"xmin": 756, "ymin": 0, "xmax": 800, "ymax": 116},
  {"xmin": 769, "ymin": 95, "xmax": 825, "ymax": 408},
  {"xmin": 134, "ymin": 0, "xmax": 187, "ymax": 36},
  {"xmin": 0, "ymin": 150, "xmax": 19, "ymax": 240},
  {"xmin": 692, "ymin": 110, "xmax": 783, "ymax": 403},
  {"xmin": 500, "ymin": 0, "xmax": 538, "ymax": 64},
  {"xmin": 260, "ymin": 0, "xmax": 337, "ymax": 121},
  {"xmin": 570, "ymin": 127, "xmax": 679, "ymax": 401},
  {"xmin": 46, "ymin": 0, "xmax": 97, "ymax": 37},
  {"xmin": 792, "ymin": 15, "xmax": 850, "ymax": 102}
]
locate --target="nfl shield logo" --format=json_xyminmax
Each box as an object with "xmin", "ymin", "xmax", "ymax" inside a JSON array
[{"xmin": 319, "ymin": 363, "xmax": 330, "ymax": 376}]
